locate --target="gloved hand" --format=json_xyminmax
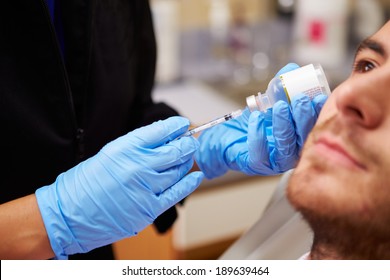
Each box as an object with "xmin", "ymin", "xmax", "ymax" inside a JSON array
[
  {"xmin": 35, "ymin": 117, "xmax": 204, "ymax": 259},
  {"xmin": 195, "ymin": 63, "xmax": 328, "ymax": 178}
]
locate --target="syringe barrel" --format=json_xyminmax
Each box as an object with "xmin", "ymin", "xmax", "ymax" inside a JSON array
[{"xmin": 182, "ymin": 109, "xmax": 243, "ymax": 137}]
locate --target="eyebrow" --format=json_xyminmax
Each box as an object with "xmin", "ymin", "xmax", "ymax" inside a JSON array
[{"xmin": 355, "ymin": 39, "xmax": 386, "ymax": 59}]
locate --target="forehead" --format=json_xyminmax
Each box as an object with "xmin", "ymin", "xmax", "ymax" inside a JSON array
[
  {"xmin": 370, "ymin": 21, "xmax": 390, "ymax": 47},
  {"xmin": 354, "ymin": 21, "xmax": 390, "ymax": 64}
]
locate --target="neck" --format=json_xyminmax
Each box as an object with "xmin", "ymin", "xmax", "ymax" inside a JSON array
[
  {"xmin": 303, "ymin": 213, "xmax": 390, "ymax": 259},
  {"xmin": 310, "ymin": 235, "xmax": 390, "ymax": 260}
]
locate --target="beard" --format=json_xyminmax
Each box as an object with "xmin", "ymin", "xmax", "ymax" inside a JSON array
[{"xmin": 286, "ymin": 115, "xmax": 390, "ymax": 259}]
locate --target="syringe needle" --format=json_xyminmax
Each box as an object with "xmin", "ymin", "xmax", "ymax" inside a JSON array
[{"xmin": 182, "ymin": 109, "xmax": 243, "ymax": 137}]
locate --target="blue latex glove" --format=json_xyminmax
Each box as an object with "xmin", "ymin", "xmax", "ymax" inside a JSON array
[
  {"xmin": 195, "ymin": 63, "xmax": 328, "ymax": 178},
  {"xmin": 36, "ymin": 117, "xmax": 204, "ymax": 259}
]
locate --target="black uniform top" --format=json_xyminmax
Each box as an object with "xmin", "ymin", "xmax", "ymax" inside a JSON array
[{"xmin": 0, "ymin": 0, "xmax": 179, "ymax": 259}]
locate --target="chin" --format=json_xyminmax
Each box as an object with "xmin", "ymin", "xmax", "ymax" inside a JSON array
[
  {"xmin": 287, "ymin": 162, "xmax": 338, "ymax": 216},
  {"xmin": 288, "ymin": 163, "xmax": 372, "ymax": 223},
  {"xmin": 286, "ymin": 166, "xmax": 314, "ymax": 211}
]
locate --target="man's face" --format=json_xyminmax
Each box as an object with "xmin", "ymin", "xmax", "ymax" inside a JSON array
[{"xmin": 288, "ymin": 21, "xmax": 390, "ymax": 237}]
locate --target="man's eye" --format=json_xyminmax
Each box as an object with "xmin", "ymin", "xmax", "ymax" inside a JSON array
[{"xmin": 353, "ymin": 60, "xmax": 376, "ymax": 73}]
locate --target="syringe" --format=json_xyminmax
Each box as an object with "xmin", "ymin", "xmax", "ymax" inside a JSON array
[{"xmin": 182, "ymin": 109, "xmax": 243, "ymax": 137}]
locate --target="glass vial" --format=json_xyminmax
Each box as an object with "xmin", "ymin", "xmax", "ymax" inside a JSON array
[{"xmin": 246, "ymin": 63, "xmax": 331, "ymax": 112}]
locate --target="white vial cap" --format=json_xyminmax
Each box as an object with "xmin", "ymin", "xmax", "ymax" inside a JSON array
[
  {"xmin": 246, "ymin": 93, "xmax": 269, "ymax": 112},
  {"xmin": 246, "ymin": 95, "xmax": 258, "ymax": 112}
]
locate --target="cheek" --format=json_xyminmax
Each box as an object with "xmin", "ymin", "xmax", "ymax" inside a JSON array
[{"xmin": 316, "ymin": 94, "xmax": 338, "ymax": 124}]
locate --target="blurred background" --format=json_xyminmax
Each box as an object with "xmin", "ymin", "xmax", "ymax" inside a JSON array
[{"xmin": 113, "ymin": 0, "xmax": 389, "ymax": 260}]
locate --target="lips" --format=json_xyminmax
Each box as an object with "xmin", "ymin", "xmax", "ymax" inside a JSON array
[{"xmin": 313, "ymin": 135, "xmax": 367, "ymax": 170}]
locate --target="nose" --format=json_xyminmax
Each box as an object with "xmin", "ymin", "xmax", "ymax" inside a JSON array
[{"xmin": 334, "ymin": 74, "xmax": 383, "ymax": 128}]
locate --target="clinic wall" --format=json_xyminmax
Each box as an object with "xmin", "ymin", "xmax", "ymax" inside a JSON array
[
  {"xmin": 151, "ymin": 0, "xmax": 270, "ymax": 31},
  {"xmin": 153, "ymin": 0, "xmax": 390, "ymax": 32}
]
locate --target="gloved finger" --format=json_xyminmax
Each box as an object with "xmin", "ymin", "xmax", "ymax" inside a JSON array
[
  {"xmin": 151, "ymin": 136, "xmax": 199, "ymax": 172},
  {"xmin": 290, "ymin": 93, "xmax": 317, "ymax": 150},
  {"xmin": 247, "ymin": 111, "xmax": 267, "ymax": 163},
  {"xmin": 146, "ymin": 158, "xmax": 195, "ymax": 194},
  {"xmin": 130, "ymin": 116, "xmax": 190, "ymax": 148},
  {"xmin": 224, "ymin": 139, "xmax": 247, "ymax": 171},
  {"xmin": 312, "ymin": 94, "xmax": 328, "ymax": 115},
  {"xmin": 272, "ymin": 101, "xmax": 298, "ymax": 171},
  {"xmin": 223, "ymin": 109, "xmax": 252, "ymax": 169},
  {"xmin": 195, "ymin": 128, "xmax": 220, "ymax": 179},
  {"xmin": 272, "ymin": 101, "xmax": 296, "ymax": 155},
  {"xmin": 245, "ymin": 111, "xmax": 274, "ymax": 174},
  {"xmin": 157, "ymin": 171, "xmax": 204, "ymax": 215},
  {"xmin": 275, "ymin": 63, "xmax": 300, "ymax": 76},
  {"xmin": 196, "ymin": 117, "xmax": 246, "ymax": 178}
]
